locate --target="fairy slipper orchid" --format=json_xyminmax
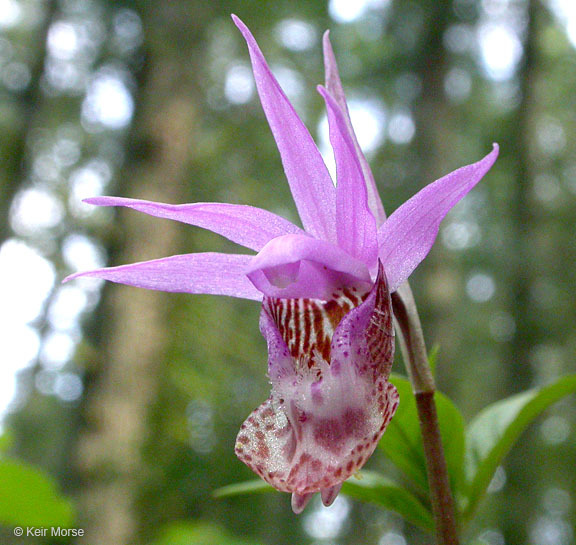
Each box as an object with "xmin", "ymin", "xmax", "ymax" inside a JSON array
[{"xmin": 65, "ymin": 15, "xmax": 498, "ymax": 513}]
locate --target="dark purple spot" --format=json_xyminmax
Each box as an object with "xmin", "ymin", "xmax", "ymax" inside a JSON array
[
  {"xmin": 343, "ymin": 408, "xmax": 366, "ymax": 438},
  {"xmin": 257, "ymin": 442, "xmax": 270, "ymax": 459},
  {"xmin": 299, "ymin": 452, "xmax": 311, "ymax": 463},
  {"xmin": 313, "ymin": 418, "xmax": 345, "ymax": 454},
  {"xmin": 311, "ymin": 459, "xmax": 322, "ymax": 471}
]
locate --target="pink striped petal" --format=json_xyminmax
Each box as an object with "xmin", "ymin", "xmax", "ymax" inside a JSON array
[
  {"xmin": 233, "ymin": 15, "xmax": 337, "ymax": 243},
  {"xmin": 84, "ymin": 197, "xmax": 303, "ymax": 252},
  {"xmin": 318, "ymin": 86, "xmax": 377, "ymax": 267},
  {"xmin": 378, "ymin": 144, "xmax": 499, "ymax": 291},
  {"xmin": 246, "ymin": 234, "xmax": 371, "ymax": 299},
  {"xmin": 64, "ymin": 252, "xmax": 262, "ymax": 300},
  {"xmin": 323, "ymin": 31, "xmax": 386, "ymax": 226},
  {"xmin": 259, "ymin": 303, "xmax": 296, "ymax": 383},
  {"xmin": 330, "ymin": 261, "xmax": 394, "ymax": 380}
]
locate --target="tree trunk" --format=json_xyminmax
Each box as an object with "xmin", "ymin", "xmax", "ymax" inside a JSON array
[
  {"xmin": 0, "ymin": 0, "xmax": 57, "ymax": 244},
  {"xmin": 74, "ymin": 4, "xmax": 208, "ymax": 544}
]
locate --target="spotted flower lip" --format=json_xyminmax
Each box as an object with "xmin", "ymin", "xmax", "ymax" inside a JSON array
[
  {"xmin": 238, "ymin": 261, "xmax": 398, "ymax": 513},
  {"xmin": 65, "ymin": 15, "xmax": 499, "ymax": 512}
]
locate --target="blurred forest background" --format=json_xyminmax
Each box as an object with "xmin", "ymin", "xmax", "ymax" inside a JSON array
[{"xmin": 0, "ymin": 0, "xmax": 575, "ymax": 544}]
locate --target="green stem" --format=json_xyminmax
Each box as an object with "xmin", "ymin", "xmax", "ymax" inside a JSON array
[{"xmin": 392, "ymin": 283, "xmax": 459, "ymax": 545}]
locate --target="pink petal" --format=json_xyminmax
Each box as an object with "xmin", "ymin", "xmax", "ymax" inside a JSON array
[
  {"xmin": 330, "ymin": 261, "xmax": 395, "ymax": 380},
  {"xmin": 232, "ymin": 15, "xmax": 337, "ymax": 243},
  {"xmin": 259, "ymin": 307, "xmax": 294, "ymax": 384},
  {"xmin": 378, "ymin": 144, "xmax": 499, "ymax": 291},
  {"xmin": 246, "ymin": 234, "xmax": 371, "ymax": 299},
  {"xmin": 291, "ymin": 493, "xmax": 314, "ymax": 514},
  {"xmin": 84, "ymin": 197, "xmax": 304, "ymax": 251},
  {"xmin": 323, "ymin": 31, "xmax": 386, "ymax": 226},
  {"xmin": 64, "ymin": 252, "xmax": 262, "ymax": 300},
  {"xmin": 318, "ymin": 86, "xmax": 377, "ymax": 267},
  {"xmin": 321, "ymin": 483, "xmax": 342, "ymax": 507}
]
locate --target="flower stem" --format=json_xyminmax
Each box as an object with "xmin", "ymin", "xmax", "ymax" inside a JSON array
[
  {"xmin": 414, "ymin": 391, "xmax": 459, "ymax": 545},
  {"xmin": 392, "ymin": 283, "xmax": 459, "ymax": 545}
]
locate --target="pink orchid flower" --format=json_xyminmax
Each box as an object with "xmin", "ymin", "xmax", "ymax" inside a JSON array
[{"xmin": 66, "ymin": 16, "xmax": 498, "ymax": 513}]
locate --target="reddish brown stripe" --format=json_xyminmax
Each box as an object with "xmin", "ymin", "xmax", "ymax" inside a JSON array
[
  {"xmin": 302, "ymin": 299, "xmax": 311, "ymax": 356},
  {"xmin": 266, "ymin": 286, "xmax": 369, "ymax": 369},
  {"xmin": 312, "ymin": 303, "xmax": 323, "ymax": 337}
]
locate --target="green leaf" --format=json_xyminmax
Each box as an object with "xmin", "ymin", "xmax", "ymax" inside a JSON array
[
  {"xmin": 152, "ymin": 521, "xmax": 263, "ymax": 545},
  {"xmin": 379, "ymin": 376, "xmax": 428, "ymax": 491},
  {"xmin": 213, "ymin": 479, "xmax": 273, "ymax": 498},
  {"xmin": 463, "ymin": 374, "xmax": 576, "ymax": 522},
  {"xmin": 0, "ymin": 458, "xmax": 74, "ymax": 527},
  {"xmin": 437, "ymin": 392, "xmax": 466, "ymax": 500},
  {"xmin": 379, "ymin": 375, "xmax": 466, "ymax": 500},
  {"xmin": 0, "ymin": 433, "xmax": 12, "ymax": 453},
  {"xmin": 214, "ymin": 471, "xmax": 434, "ymax": 532},
  {"xmin": 428, "ymin": 344, "xmax": 441, "ymax": 377},
  {"xmin": 342, "ymin": 471, "xmax": 434, "ymax": 532}
]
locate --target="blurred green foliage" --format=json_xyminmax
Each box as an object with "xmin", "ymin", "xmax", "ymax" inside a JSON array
[
  {"xmin": 151, "ymin": 521, "xmax": 265, "ymax": 545},
  {"xmin": 0, "ymin": 433, "xmax": 73, "ymax": 528},
  {"xmin": 0, "ymin": 458, "xmax": 74, "ymax": 528}
]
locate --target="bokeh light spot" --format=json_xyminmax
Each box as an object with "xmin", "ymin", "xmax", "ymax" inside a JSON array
[
  {"xmin": 276, "ymin": 19, "xmax": 317, "ymax": 51},
  {"xmin": 224, "ymin": 64, "xmax": 254, "ymax": 104}
]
